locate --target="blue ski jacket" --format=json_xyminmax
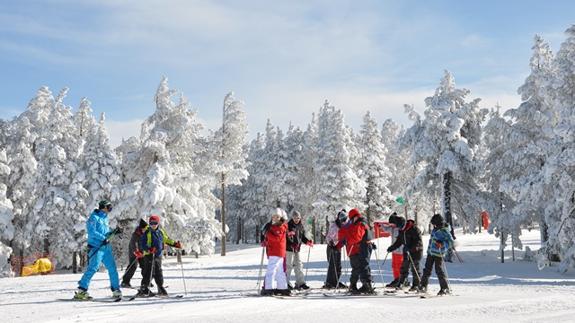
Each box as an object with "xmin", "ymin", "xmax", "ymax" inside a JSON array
[
  {"xmin": 86, "ymin": 209, "xmax": 111, "ymax": 247},
  {"xmin": 427, "ymin": 225, "xmax": 454, "ymax": 257}
]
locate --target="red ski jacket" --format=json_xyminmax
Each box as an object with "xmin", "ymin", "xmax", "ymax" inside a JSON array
[
  {"xmin": 338, "ymin": 217, "xmax": 369, "ymax": 257},
  {"xmin": 265, "ymin": 222, "xmax": 288, "ymax": 257}
]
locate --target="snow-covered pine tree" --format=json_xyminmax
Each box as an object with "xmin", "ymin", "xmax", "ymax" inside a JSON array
[
  {"xmin": 0, "ymin": 149, "xmax": 14, "ymax": 277},
  {"xmin": 315, "ymin": 100, "xmax": 365, "ymax": 230},
  {"xmin": 119, "ymin": 77, "xmax": 221, "ymax": 256},
  {"xmin": 542, "ymin": 26, "xmax": 575, "ymax": 270},
  {"xmin": 33, "ymin": 88, "xmax": 88, "ymax": 267},
  {"xmin": 358, "ymin": 111, "xmax": 392, "ymax": 223},
  {"xmin": 405, "ymin": 71, "xmax": 487, "ymax": 234},
  {"xmin": 214, "ymin": 92, "xmax": 248, "ymax": 255},
  {"xmin": 496, "ymin": 35, "xmax": 556, "ymax": 251}
]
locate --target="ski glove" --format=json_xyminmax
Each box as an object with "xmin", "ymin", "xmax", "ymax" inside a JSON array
[
  {"xmin": 260, "ymin": 241, "xmax": 267, "ymax": 247},
  {"xmin": 287, "ymin": 231, "xmax": 296, "ymax": 237},
  {"xmin": 435, "ymin": 241, "xmax": 443, "ymax": 249},
  {"xmin": 149, "ymin": 247, "xmax": 157, "ymax": 254},
  {"xmin": 387, "ymin": 246, "xmax": 393, "ymax": 253},
  {"xmin": 371, "ymin": 243, "xmax": 377, "ymax": 250},
  {"xmin": 101, "ymin": 239, "xmax": 109, "ymax": 246},
  {"xmin": 306, "ymin": 241, "xmax": 314, "ymax": 247},
  {"xmin": 134, "ymin": 250, "xmax": 144, "ymax": 259},
  {"xmin": 174, "ymin": 241, "xmax": 182, "ymax": 249}
]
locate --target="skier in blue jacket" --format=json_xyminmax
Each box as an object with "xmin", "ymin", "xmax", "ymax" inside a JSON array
[
  {"xmin": 418, "ymin": 213, "xmax": 454, "ymax": 296},
  {"xmin": 74, "ymin": 200, "xmax": 122, "ymax": 300}
]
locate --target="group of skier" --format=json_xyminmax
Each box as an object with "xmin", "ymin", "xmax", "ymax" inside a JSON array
[
  {"xmin": 72, "ymin": 199, "xmax": 454, "ymax": 301},
  {"xmin": 74, "ymin": 200, "xmax": 182, "ymax": 301},
  {"xmin": 260, "ymin": 206, "xmax": 454, "ymax": 297}
]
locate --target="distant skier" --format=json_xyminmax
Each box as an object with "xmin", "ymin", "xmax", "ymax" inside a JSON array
[
  {"xmin": 136, "ymin": 214, "xmax": 182, "ymax": 297},
  {"xmin": 260, "ymin": 208, "xmax": 290, "ymax": 296},
  {"xmin": 74, "ymin": 200, "xmax": 122, "ymax": 300},
  {"xmin": 120, "ymin": 219, "xmax": 148, "ymax": 288},
  {"xmin": 386, "ymin": 218, "xmax": 423, "ymax": 291},
  {"xmin": 418, "ymin": 213, "xmax": 454, "ymax": 296},
  {"xmin": 336, "ymin": 208, "xmax": 375, "ymax": 295},
  {"xmin": 286, "ymin": 210, "xmax": 313, "ymax": 290},
  {"xmin": 323, "ymin": 209, "xmax": 348, "ymax": 289}
]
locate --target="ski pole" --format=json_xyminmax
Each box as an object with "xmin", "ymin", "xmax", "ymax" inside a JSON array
[
  {"xmin": 373, "ymin": 249, "xmax": 388, "ymax": 289},
  {"xmin": 87, "ymin": 229, "xmax": 120, "ymax": 262},
  {"xmin": 406, "ymin": 251, "xmax": 421, "ymax": 285},
  {"xmin": 122, "ymin": 256, "xmax": 139, "ymax": 278},
  {"xmin": 440, "ymin": 253, "xmax": 451, "ymax": 291},
  {"xmin": 255, "ymin": 246, "xmax": 265, "ymax": 293},
  {"xmin": 304, "ymin": 245, "xmax": 311, "ymax": 282},
  {"xmin": 453, "ymin": 248, "xmax": 464, "ymax": 263},
  {"xmin": 149, "ymin": 252, "xmax": 156, "ymax": 291},
  {"xmin": 177, "ymin": 249, "xmax": 187, "ymax": 296}
]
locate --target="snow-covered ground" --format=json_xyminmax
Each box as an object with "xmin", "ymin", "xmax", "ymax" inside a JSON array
[{"xmin": 2, "ymin": 229, "xmax": 575, "ymax": 323}]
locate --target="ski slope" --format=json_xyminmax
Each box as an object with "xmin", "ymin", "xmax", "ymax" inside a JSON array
[{"xmin": 1, "ymin": 229, "xmax": 574, "ymax": 323}]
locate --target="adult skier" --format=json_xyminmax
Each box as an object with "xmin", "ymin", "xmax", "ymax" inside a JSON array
[
  {"xmin": 136, "ymin": 214, "xmax": 182, "ymax": 297},
  {"xmin": 418, "ymin": 213, "xmax": 454, "ymax": 296},
  {"xmin": 286, "ymin": 210, "xmax": 313, "ymax": 290},
  {"xmin": 323, "ymin": 209, "xmax": 348, "ymax": 289},
  {"xmin": 121, "ymin": 219, "xmax": 148, "ymax": 288},
  {"xmin": 386, "ymin": 218, "xmax": 423, "ymax": 291},
  {"xmin": 260, "ymin": 208, "xmax": 290, "ymax": 296},
  {"xmin": 336, "ymin": 208, "xmax": 375, "ymax": 295},
  {"xmin": 74, "ymin": 200, "xmax": 122, "ymax": 300}
]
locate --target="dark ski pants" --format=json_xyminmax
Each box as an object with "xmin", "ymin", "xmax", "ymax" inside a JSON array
[
  {"xmin": 398, "ymin": 252, "xmax": 421, "ymax": 287},
  {"xmin": 420, "ymin": 255, "xmax": 449, "ymax": 290},
  {"xmin": 122, "ymin": 255, "xmax": 144, "ymax": 285},
  {"xmin": 325, "ymin": 245, "xmax": 342, "ymax": 287},
  {"xmin": 349, "ymin": 251, "xmax": 372, "ymax": 287},
  {"xmin": 140, "ymin": 255, "xmax": 164, "ymax": 290}
]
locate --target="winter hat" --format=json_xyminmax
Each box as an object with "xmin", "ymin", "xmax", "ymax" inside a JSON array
[
  {"xmin": 272, "ymin": 208, "xmax": 288, "ymax": 220},
  {"xmin": 337, "ymin": 209, "xmax": 348, "ymax": 222},
  {"xmin": 138, "ymin": 219, "xmax": 148, "ymax": 229},
  {"xmin": 430, "ymin": 214, "xmax": 444, "ymax": 226},
  {"xmin": 388, "ymin": 212, "xmax": 398, "ymax": 225},
  {"xmin": 348, "ymin": 208, "xmax": 361, "ymax": 219},
  {"xmin": 149, "ymin": 214, "xmax": 161, "ymax": 225},
  {"xmin": 98, "ymin": 200, "xmax": 112, "ymax": 209}
]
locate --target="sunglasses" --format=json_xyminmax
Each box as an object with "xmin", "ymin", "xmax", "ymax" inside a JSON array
[{"xmin": 149, "ymin": 222, "xmax": 159, "ymax": 226}]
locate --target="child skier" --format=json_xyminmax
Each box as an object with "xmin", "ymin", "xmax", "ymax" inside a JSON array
[
  {"xmin": 418, "ymin": 213, "xmax": 454, "ymax": 296},
  {"xmin": 386, "ymin": 218, "xmax": 423, "ymax": 291},
  {"xmin": 323, "ymin": 209, "xmax": 348, "ymax": 289},
  {"xmin": 336, "ymin": 208, "xmax": 375, "ymax": 295},
  {"xmin": 121, "ymin": 219, "xmax": 148, "ymax": 288},
  {"xmin": 135, "ymin": 214, "xmax": 182, "ymax": 297},
  {"xmin": 286, "ymin": 210, "xmax": 313, "ymax": 290},
  {"xmin": 74, "ymin": 200, "xmax": 122, "ymax": 300},
  {"xmin": 383, "ymin": 213, "xmax": 405, "ymax": 288},
  {"xmin": 261, "ymin": 208, "xmax": 290, "ymax": 296}
]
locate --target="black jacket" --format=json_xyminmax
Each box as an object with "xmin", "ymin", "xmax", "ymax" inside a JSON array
[
  {"xmin": 286, "ymin": 219, "xmax": 311, "ymax": 252},
  {"xmin": 388, "ymin": 220, "xmax": 423, "ymax": 258}
]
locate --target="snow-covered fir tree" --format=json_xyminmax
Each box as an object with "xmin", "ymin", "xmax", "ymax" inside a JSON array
[
  {"xmin": 404, "ymin": 71, "xmax": 487, "ymax": 233},
  {"xmin": 358, "ymin": 111, "xmax": 392, "ymax": 223},
  {"xmin": 0, "ymin": 149, "xmax": 14, "ymax": 277}
]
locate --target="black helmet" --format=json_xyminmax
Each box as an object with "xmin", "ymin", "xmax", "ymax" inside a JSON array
[
  {"xmin": 431, "ymin": 214, "xmax": 444, "ymax": 226},
  {"xmin": 98, "ymin": 200, "xmax": 112, "ymax": 210}
]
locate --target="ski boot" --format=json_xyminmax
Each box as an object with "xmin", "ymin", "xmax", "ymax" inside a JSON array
[
  {"xmin": 297, "ymin": 283, "xmax": 310, "ymax": 290},
  {"xmin": 112, "ymin": 289, "xmax": 122, "ymax": 299},
  {"xmin": 260, "ymin": 288, "xmax": 274, "ymax": 296},
  {"xmin": 287, "ymin": 283, "xmax": 294, "ymax": 290},
  {"xmin": 157, "ymin": 286, "xmax": 168, "ymax": 297},
  {"xmin": 417, "ymin": 285, "xmax": 427, "ymax": 294},
  {"xmin": 73, "ymin": 288, "xmax": 92, "ymax": 301},
  {"xmin": 137, "ymin": 287, "xmax": 155, "ymax": 297},
  {"xmin": 385, "ymin": 279, "xmax": 399, "ymax": 288},
  {"xmin": 275, "ymin": 289, "xmax": 291, "ymax": 296},
  {"xmin": 408, "ymin": 285, "xmax": 419, "ymax": 292},
  {"xmin": 337, "ymin": 282, "xmax": 348, "ymax": 289},
  {"xmin": 359, "ymin": 282, "xmax": 376, "ymax": 295},
  {"xmin": 120, "ymin": 282, "xmax": 132, "ymax": 288},
  {"xmin": 349, "ymin": 282, "xmax": 360, "ymax": 295},
  {"xmin": 437, "ymin": 288, "xmax": 451, "ymax": 296}
]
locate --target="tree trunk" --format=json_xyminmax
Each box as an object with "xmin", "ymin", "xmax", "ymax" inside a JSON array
[
  {"xmin": 220, "ymin": 172, "xmax": 226, "ymax": 256},
  {"xmin": 500, "ymin": 232, "xmax": 505, "ymax": 263},
  {"xmin": 442, "ymin": 171, "xmax": 454, "ymax": 237},
  {"xmin": 72, "ymin": 251, "xmax": 78, "ymax": 273},
  {"xmin": 236, "ymin": 217, "xmax": 242, "ymax": 245}
]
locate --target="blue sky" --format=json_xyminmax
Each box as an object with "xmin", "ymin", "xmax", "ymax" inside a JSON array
[{"xmin": 1, "ymin": 0, "xmax": 574, "ymax": 146}]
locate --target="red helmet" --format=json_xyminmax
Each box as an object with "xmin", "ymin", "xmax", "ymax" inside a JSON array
[
  {"xmin": 348, "ymin": 208, "xmax": 361, "ymax": 219},
  {"xmin": 149, "ymin": 214, "xmax": 161, "ymax": 224}
]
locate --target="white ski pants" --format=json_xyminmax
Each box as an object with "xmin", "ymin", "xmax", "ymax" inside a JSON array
[{"xmin": 264, "ymin": 256, "xmax": 287, "ymax": 290}]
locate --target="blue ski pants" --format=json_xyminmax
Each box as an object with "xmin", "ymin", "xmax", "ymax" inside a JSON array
[{"xmin": 78, "ymin": 244, "xmax": 120, "ymax": 291}]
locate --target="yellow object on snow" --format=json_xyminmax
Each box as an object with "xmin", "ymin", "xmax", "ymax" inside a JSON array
[{"xmin": 21, "ymin": 258, "xmax": 52, "ymax": 276}]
